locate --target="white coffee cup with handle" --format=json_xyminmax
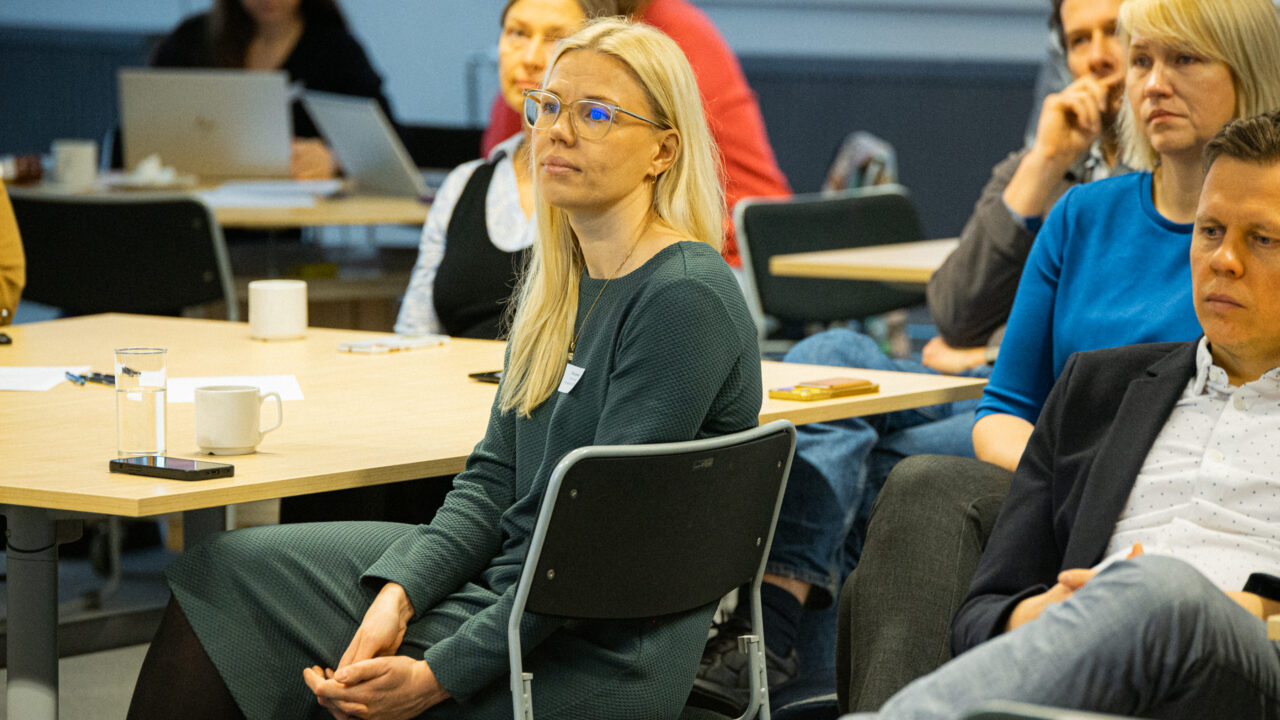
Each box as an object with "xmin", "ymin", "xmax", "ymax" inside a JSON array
[
  {"xmin": 195, "ymin": 385, "xmax": 283, "ymax": 455},
  {"xmin": 248, "ymin": 279, "xmax": 307, "ymax": 341}
]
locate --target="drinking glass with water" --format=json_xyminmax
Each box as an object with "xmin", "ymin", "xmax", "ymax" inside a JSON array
[{"xmin": 114, "ymin": 347, "xmax": 167, "ymax": 457}]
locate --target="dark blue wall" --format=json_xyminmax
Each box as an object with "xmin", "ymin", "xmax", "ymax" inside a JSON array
[
  {"xmin": 1, "ymin": 25, "xmax": 1037, "ymax": 238},
  {"xmin": 1, "ymin": 26, "xmax": 156, "ymax": 157},
  {"xmin": 741, "ymin": 56, "xmax": 1039, "ymax": 238}
]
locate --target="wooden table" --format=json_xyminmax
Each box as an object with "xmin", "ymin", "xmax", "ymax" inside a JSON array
[
  {"xmin": 0, "ymin": 314, "xmax": 984, "ymax": 718},
  {"xmin": 212, "ymin": 194, "xmax": 429, "ymax": 230},
  {"xmin": 7, "ymin": 183, "xmax": 430, "ymax": 231},
  {"xmin": 769, "ymin": 237, "xmax": 959, "ymax": 285}
]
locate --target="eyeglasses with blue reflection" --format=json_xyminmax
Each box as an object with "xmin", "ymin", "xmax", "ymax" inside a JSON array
[{"xmin": 521, "ymin": 89, "xmax": 664, "ymax": 140}]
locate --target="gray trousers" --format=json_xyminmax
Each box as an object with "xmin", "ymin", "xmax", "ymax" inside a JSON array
[
  {"xmin": 845, "ymin": 554, "xmax": 1280, "ymax": 719},
  {"xmin": 837, "ymin": 455, "xmax": 1012, "ymax": 712}
]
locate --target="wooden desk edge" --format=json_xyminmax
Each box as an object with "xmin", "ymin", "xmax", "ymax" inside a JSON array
[
  {"xmin": 759, "ymin": 379, "xmax": 985, "ymax": 426},
  {"xmin": 11, "ymin": 376, "xmax": 986, "ymax": 518},
  {"xmin": 767, "ymin": 259, "xmax": 935, "ymax": 284},
  {"xmin": 1, "ymin": 455, "xmax": 471, "ymax": 518}
]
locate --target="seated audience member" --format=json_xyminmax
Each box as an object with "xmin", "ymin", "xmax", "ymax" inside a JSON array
[
  {"xmin": 481, "ymin": 0, "xmax": 791, "ymax": 268},
  {"xmin": 838, "ymin": 0, "xmax": 1280, "ymax": 710},
  {"xmin": 151, "ymin": 0, "xmax": 390, "ymax": 179},
  {"xmin": 127, "ymin": 18, "xmax": 761, "ymax": 720},
  {"xmin": 930, "ymin": 0, "xmax": 1126, "ymax": 360},
  {"xmin": 396, "ymin": 0, "xmax": 618, "ymax": 339},
  {"xmin": 0, "ymin": 180, "xmax": 24, "ymax": 324},
  {"xmin": 696, "ymin": 0, "xmax": 1127, "ymax": 704},
  {"xmin": 846, "ymin": 106, "xmax": 1280, "ymax": 720}
]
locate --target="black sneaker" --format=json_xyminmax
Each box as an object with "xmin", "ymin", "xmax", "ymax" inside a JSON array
[{"xmin": 687, "ymin": 615, "xmax": 799, "ymax": 716}]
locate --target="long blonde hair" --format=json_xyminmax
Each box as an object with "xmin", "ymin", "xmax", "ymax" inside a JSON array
[
  {"xmin": 498, "ymin": 17, "xmax": 724, "ymax": 416},
  {"xmin": 1117, "ymin": 0, "xmax": 1280, "ymax": 170}
]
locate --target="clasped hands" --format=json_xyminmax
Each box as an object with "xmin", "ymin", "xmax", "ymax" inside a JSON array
[
  {"xmin": 1005, "ymin": 543, "xmax": 1280, "ymax": 634},
  {"xmin": 1005, "ymin": 543, "xmax": 1144, "ymax": 632},
  {"xmin": 302, "ymin": 582, "xmax": 450, "ymax": 720}
]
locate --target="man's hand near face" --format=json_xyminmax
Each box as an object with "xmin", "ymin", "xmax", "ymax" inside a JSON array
[{"xmin": 1003, "ymin": 72, "xmax": 1122, "ymax": 220}]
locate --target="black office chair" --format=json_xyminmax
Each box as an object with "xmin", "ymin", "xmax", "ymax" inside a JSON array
[
  {"xmin": 508, "ymin": 420, "xmax": 797, "ymax": 720},
  {"xmin": 735, "ymin": 185, "xmax": 927, "ymax": 351},
  {"xmin": 398, "ymin": 123, "xmax": 485, "ymax": 169},
  {"xmin": 11, "ymin": 193, "xmax": 237, "ymax": 320}
]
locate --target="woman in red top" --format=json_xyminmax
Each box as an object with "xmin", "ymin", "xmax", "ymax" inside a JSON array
[{"xmin": 480, "ymin": 0, "xmax": 791, "ymax": 267}]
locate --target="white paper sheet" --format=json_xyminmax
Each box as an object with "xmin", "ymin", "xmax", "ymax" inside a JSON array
[
  {"xmin": 167, "ymin": 375, "xmax": 304, "ymax": 403},
  {"xmin": 196, "ymin": 180, "xmax": 342, "ymax": 209},
  {"xmin": 0, "ymin": 366, "xmax": 91, "ymax": 391}
]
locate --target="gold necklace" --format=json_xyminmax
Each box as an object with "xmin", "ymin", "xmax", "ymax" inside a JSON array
[{"xmin": 568, "ymin": 237, "xmax": 643, "ymax": 362}]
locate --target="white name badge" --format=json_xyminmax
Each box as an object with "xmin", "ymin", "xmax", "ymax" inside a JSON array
[{"xmin": 558, "ymin": 363, "xmax": 585, "ymax": 394}]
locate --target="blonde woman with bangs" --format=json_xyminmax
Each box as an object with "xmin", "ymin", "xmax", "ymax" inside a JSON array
[
  {"xmin": 971, "ymin": 0, "xmax": 1280, "ymax": 472},
  {"xmin": 126, "ymin": 17, "xmax": 761, "ymax": 720}
]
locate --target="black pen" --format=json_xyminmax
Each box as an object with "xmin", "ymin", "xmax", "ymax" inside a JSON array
[{"xmin": 65, "ymin": 372, "xmax": 115, "ymax": 386}]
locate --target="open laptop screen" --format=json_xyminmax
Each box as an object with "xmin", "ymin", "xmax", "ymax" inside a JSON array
[{"xmin": 118, "ymin": 68, "xmax": 291, "ymax": 179}]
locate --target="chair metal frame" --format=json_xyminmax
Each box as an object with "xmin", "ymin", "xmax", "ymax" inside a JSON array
[{"xmin": 508, "ymin": 420, "xmax": 797, "ymax": 720}]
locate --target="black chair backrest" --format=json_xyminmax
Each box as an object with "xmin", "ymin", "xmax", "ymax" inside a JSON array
[
  {"xmin": 12, "ymin": 193, "xmax": 235, "ymax": 319},
  {"xmin": 524, "ymin": 421, "xmax": 795, "ymax": 619},
  {"xmin": 737, "ymin": 185, "xmax": 926, "ymax": 326},
  {"xmin": 399, "ymin": 124, "xmax": 485, "ymax": 169}
]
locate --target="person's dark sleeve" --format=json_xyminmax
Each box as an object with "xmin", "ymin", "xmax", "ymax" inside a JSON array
[
  {"xmin": 928, "ymin": 151, "xmax": 1037, "ymax": 349},
  {"xmin": 950, "ymin": 352, "xmax": 1081, "ymax": 654},
  {"xmin": 149, "ymin": 14, "xmax": 211, "ymax": 68},
  {"xmin": 360, "ymin": 387, "xmax": 517, "ymax": 619},
  {"xmin": 929, "ymin": 149, "xmax": 1086, "ymax": 349},
  {"xmin": 290, "ymin": 25, "xmax": 400, "ymax": 140},
  {"xmin": 309, "ymin": 29, "xmax": 386, "ymax": 103}
]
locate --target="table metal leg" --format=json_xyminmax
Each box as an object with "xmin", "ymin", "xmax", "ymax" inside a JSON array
[
  {"xmin": 182, "ymin": 507, "xmax": 226, "ymax": 549},
  {"xmin": 6, "ymin": 506, "xmax": 59, "ymax": 720}
]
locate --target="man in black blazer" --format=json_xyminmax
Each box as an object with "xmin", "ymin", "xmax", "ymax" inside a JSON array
[{"xmin": 846, "ymin": 109, "xmax": 1280, "ymax": 719}]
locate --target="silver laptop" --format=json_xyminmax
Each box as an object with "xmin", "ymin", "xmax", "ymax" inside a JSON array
[
  {"xmin": 301, "ymin": 91, "xmax": 430, "ymax": 198},
  {"xmin": 118, "ymin": 68, "xmax": 291, "ymax": 178}
]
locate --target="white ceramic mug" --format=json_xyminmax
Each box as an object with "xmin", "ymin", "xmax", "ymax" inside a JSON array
[
  {"xmin": 51, "ymin": 139, "xmax": 98, "ymax": 189},
  {"xmin": 194, "ymin": 385, "xmax": 283, "ymax": 455},
  {"xmin": 248, "ymin": 279, "xmax": 307, "ymax": 340}
]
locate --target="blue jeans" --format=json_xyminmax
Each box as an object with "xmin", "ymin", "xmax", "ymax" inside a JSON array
[
  {"xmin": 767, "ymin": 329, "xmax": 989, "ymax": 605},
  {"xmin": 845, "ymin": 555, "xmax": 1280, "ymax": 719}
]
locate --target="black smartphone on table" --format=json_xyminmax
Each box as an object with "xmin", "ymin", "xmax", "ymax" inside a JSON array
[{"xmin": 109, "ymin": 456, "xmax": 234, "ymax": 481}]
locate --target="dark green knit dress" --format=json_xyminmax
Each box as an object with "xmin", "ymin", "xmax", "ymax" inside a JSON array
[{"xmin": 166, "ymin": 241, "xmax": 763, "ymax": 719}]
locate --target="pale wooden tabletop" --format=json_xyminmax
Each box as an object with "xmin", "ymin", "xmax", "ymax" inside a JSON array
[
  {"xmin": 769, "ymin": 237, "xmax": 959, "ymax": 285},
  {"xmin": 213, "ymin": 194, "xmax": 429, "ymax": 229},
  {"xmin": 1, "ymin": 314, "xmax": 984, "ymax": 517},
  {"xmin": 7, "ymin": 183, "xmax": 429, "ymax": 230}
]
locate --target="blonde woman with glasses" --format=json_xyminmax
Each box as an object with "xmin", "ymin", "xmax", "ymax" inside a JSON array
[
  {"xmin": 127, "ymin": 18, "xmax": 760, "ymax": 720},
  {"xmin": 394, "ymin": 0, "xmax": 619, "ymax": 340}
]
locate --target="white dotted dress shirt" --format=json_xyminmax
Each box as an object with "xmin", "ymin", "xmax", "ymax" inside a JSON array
[{"xmin": 1104, "ymin": 338, "xmax": 1280, "ymax": 590}]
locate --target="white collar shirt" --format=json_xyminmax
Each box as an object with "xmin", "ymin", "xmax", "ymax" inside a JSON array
[{"xmin": 1104, "ymin": 338, "xmax": 1280, "ymax": 590}]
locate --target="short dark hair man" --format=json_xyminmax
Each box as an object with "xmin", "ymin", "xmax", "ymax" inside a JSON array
[{"xmin": 849, "ymin": 107, "xmax": 1280, "ymax": 720}]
